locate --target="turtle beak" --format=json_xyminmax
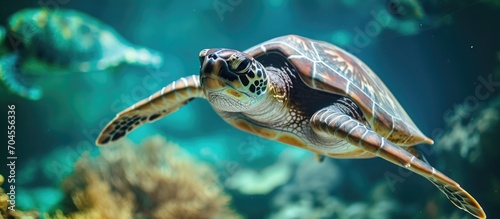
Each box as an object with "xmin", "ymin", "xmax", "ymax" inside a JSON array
[
  {"xmin": 201, "ymin": 75, "xmax": 226, "ymax": 91},
  {"xmin": 199, "ymin": 49, "xmax": 210, "ymax": 64},
  {"xmin": 200, "ymin": 52, "xmax": 227, "ymax": 91}
]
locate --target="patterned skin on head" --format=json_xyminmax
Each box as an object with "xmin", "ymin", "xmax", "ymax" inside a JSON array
[{"xmin": 199, "ymin": 48, "xmax": 268, "ymax": 112}]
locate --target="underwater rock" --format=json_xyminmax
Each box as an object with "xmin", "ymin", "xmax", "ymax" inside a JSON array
[
  {"xmin": 272, "ymin": 156, "xmax": 344, "ymax": 209},
  {"xmin": 51, "ymin": 135, "xmax": 241, "ymax": 219},
  {"xmin": 225, "ymin": 148, "xmax": 298, "ymax": 195},
  {"xmin": 268, "ymin": 178, "xmax": 399, "ymax": 219},
  {"xmin": 267, "ymin": 155, "xmax": 403, "ymax": 219},
  {"xmin": 436, "ymin": 95, "xmax": 500, "ymax": 162}
]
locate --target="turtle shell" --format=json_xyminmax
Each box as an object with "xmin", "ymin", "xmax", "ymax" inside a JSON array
[
  {"xmin": 7, "ymin": 8, "xmax": 130, "ymax": 73},
  {"xmin": 245, "ymin": 35, "xmax": 433, "ymax": 146}
]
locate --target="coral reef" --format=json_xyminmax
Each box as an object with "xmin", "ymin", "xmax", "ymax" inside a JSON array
[
  {"xmin": 51, "ymin": 136, "xmax": 242, "ymax": 219},
  {"xmin": 225, "ymin": 148, "xmax": 301, "ymax": 195},
  {"xmin": 272, "ymin": 157, "xmax": 344, "ymax": 209},
  {"xmin": 267, "ymin": 156, "xmax": 399, "ymax": 219},
  {"xmin": 436, "ymin": 96, "xmax": 500, "ymax": 162},
  {"xmin": 432, "ymin": 95, "xmax": 500, "ymax": 218},
  {"xmin": 0, "ymin": 175, "xmax": 40, "ymax": 219}
]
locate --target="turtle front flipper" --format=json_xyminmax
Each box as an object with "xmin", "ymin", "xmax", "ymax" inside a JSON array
[
  {"xmin": 0, "ymin": 53, "xmax": 42, "ymax": 100},
  {"xmin": 310, "ymin": 107, "xmax": 486, "ymax": 219},
  {"xmin": 96, "ymin": 75, "xmax": 205, "ymax": 145}
]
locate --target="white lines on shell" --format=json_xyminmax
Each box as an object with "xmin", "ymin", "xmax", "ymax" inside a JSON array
[
  {"xmin": 281, "ymin": 40, "xmax": 397, "ymax": 124},
  {"xmin": 370, "ymin": 103, "xmax": 376, "ymax": 124},
  {"xmin": 287, "ymin": 55, "xmax": 307, "ymax": 60},
  {"xmin": 311, "ymin": 42, "xmax": 321, "ymax": 62},
  {"xmin": 386, "ymin": 116, "xmax": 395, "ymax": 138},
  {"xmin": 317, "ymin": 54, "xmax": 395, "ymax": 119},
  {"xmin": 345, "ymin": 81, "xmax": 350, "ymax": 94},
  {"xmin": 376, "ymin": 137, "xmax": 385, "ymax": 156},
  {"xmin": 260, "ymin": 45, "xmax": 266, "ymax": 53},
  {"xmin": 278, "ymin": 41, "xmax": 315, "ymax": 61},
  {"xmin": 324, "ymin": 49, "xmax": 338, "ymax": 56},
  {"xmin": 297, "ymin": 39, "xmax": 309, "ymax": 53},
  {"xmin": 340, "ymin": 62, "xmax": 349, "ymax": 74},
  {"xmin": 402, "ymin": 132, "xmax": 413, "ymax": 145},
  {"xmin": 431, "ymin": 167, "xmax": 436, "ymax": 179},
  {"xmin": 160, "ymin": 87, "xmax": 166, "ymax": 95},
  {"xmin": 312, "ymin": 63, "xmax": 317, "ymax": 87}
]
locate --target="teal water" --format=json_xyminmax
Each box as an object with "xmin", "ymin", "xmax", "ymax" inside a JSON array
[{"xmin": 0, "ymin": 0, "xmax": 499, "ymax": 218}]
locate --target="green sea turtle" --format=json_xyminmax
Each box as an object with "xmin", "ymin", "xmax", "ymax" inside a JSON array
[
  {"xmin": 0, "ymin": 8, "xmax": 163, "ymax": 100},
  {"xmin": 96, "ymin": 35, "xmax": 486, "ymax": 218}
]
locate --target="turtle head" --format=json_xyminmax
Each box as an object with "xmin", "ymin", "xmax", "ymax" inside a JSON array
[
  {"xmin": 7, "ymin": 8, "xmax": 48, "ymax": 45},
  {"xmin": 199, "ymin": 48, "xmax": 268, "ymax": 112}
]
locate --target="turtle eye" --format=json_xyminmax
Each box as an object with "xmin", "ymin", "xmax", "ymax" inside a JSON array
[
  {"xmin": 229, "ymin": 53, "xmax": 252, "ymax": 73},
  {"xmin": 233, "ymin": 58, "xmax": 251, "ymax": 73}
]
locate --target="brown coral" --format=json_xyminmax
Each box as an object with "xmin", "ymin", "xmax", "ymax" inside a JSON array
[{"xmin": 54, "ymin": 136, "xmax": 241, "ymax": 219}]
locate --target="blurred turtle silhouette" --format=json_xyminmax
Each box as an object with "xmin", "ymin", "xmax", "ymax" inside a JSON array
[
  {"xmin": 385, "ymin": 0, "xmax": 493, "ymax": 30},
  {"xmin": 386, "ymin": 0, "xmax": 427, "ymax": 21},
  {"xmin": 0, "ymin": 8, "xmax": 163, "ymax": 100}
]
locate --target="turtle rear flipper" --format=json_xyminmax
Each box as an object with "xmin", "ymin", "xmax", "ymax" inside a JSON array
[
  {"xmin": 427, "ymin": 170, "xmax": 486, "ymax": 218},
  {"xmin": 416, "ymin": 150, "xmax": 486, "ymax": 218},
  {"xmin": 0, "ymin": 53, "xmax": 42, "ymax": 100},
  {"xmin": 310, "ymin": 107, "xmax": 486, "ymax": 219}
]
